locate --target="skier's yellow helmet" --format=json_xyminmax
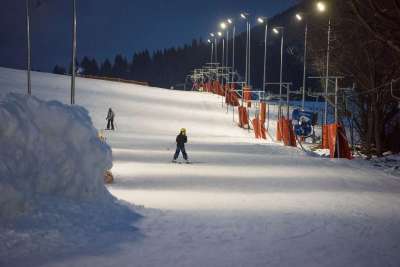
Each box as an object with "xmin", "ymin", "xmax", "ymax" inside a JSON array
[{"xmin": 180, "ymin": 128, "xmax": 186, "ymax": 134}]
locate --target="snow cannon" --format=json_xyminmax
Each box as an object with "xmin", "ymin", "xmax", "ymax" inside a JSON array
[{"xmin": 292, "ymin": 109, "xmax": 318, "ymax": 137}]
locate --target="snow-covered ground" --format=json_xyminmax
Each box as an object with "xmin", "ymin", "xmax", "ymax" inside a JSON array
[{"xmin": 1, "ymin": 67, "xmax": 400, "ymax": 267}]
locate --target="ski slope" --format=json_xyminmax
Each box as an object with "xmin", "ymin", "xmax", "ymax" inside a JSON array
[{"xmin": 1, "ymin": 67, "xmax": 400, "ymax": 267}]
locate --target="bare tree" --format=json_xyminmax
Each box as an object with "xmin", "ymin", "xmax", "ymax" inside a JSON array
[
  {"xmin": 307, "ymin": 0, "xmax": 400, "ymax": 156},
  {"xmin": 349, "ymin": 0, "xmax": 400, "ymax": 55}
]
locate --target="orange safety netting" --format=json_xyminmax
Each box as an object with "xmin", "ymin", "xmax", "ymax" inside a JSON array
[
  {"xmin": 243, "ymin": 86, "xmax": 252, "ymax": 108},
  {"xmin": 254, "ymin": 103, "xmax": 267, "ymax": 139},
  {"xmin": 252, "ymin": 117, "xmax": 261, "ymax": 139},
  {"xmin": 326, "ymin": 123, "xmax": 352, "ymax": 159},
  {"xmin": 243, "ymin": 87, "xmax": 252, "ymax": 101},
  {"xmin": 212, "ymin": 81, "xmax": 224, "ymax": 96},
  {"xmin": 282, "ymin": 118, "xmax": 297, "ymax": 147},
  {"xmin": 276, "ymin": 118, "xmax": 283, "ymax": 141},
  {"xmin": 322, "ymin": 125, "xmax": 329, "ymax": 149},
  {"xmin": 260, "ymin": 103, "xmax": 266, "ymax": 123},
  {"xmin": 225, "ymin": 90, "xmax": 240, "ymax": 106},
  {"xmin": 276, "ymin": 117, "xmax": 296, "ymax": 146},
  {"xmin": 211, "ymin": 81, "xmax": 216, "ymax": 94},
  {"xmin": 238, "ymin": 106, "xmax": 249, "ymax": 128},
  {"xmin": 252, "ymin": 115, "xmax": 267, "ymax": 139},
  {"xmin": 224, "ymin": 83, "xmax": 230, "ymax": 92},
  {"xmin": 205, "ymin": 82, "xmax": 212, "ymax": 92},
  {"xmin": 260, "ymin": 122, "xmax": 267, "ymax": 139}
]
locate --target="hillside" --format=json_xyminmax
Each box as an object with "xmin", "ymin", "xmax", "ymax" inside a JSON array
[{"xmin": 1, "ymin": 68, "xmax": 400, "ymax": 267}]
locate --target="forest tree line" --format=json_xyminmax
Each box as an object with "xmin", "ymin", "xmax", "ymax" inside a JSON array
[{"xmin": 53, "ymin": 39, "xmax": 210, "ymax": 89}]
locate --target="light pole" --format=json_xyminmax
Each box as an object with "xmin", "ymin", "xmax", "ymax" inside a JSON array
[
  {"xmin": 217, "ymin": 31, "xmax": 224, "ymax": 107},
  {"xmin": 217, "ymin": 31, "xmax": 223, "ymax": 65},
  {"xmin": 226, "ymin": 19, "xmax": 232, "ymax": 68},
  {"xmin": 258, "ymin": 17, "xmax": 268, "ymax": 94},
  {"xmin": 295, "ymin": 13, "xmax": 308, "ymax": 110},
  {"xmin": 220, "ymin": 23, "xmax": 226, "ymax": 69},
  {"xmin": 210, "ymin": 33, "xmax": 217, "ymax": 64},
  {"xmin": 316, "ymin": 1, "xmax": 330, "ymax": 125},
  {"xmin": 240, "ymin": 13, "xmax": 250, "ymax": 85},
  {"xmin": 273, "ymin": 26, "xmax": 285, "ymax": 118},
  {"xmin": 71, "ymin": 0, "xmax": 77, "ymax": 105},
  {"xmin": 221, "ymin": 21, "xmax": 229, "ymax": 69},
  {"xmin": 324, "ymin": 18, "xmax": 331, "ymax": 125},
  {"xmin": 227, "ymin": 19, "xmax": 235, "ymax": 84},
  {"xmin": 226, "ymin": 18, "xmax": 236, "ymax": 118},
  {"xmin": 207, "ymin": 39, "xmax": 214, "ymax": 64},
  {"xmin": 26, "ymin": 0, "xmax": 32, "ymax": 96},
  {"xmin": 226, "ymin": 29, "xmax": 229, "ymax": 68},
  {"xmin": 248, "ymin": 21, "xmax": 251, "ymax": 86}
]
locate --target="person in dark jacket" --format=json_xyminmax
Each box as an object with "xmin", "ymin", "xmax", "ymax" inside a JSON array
[
  {"xmin": 106, "ymin": 108, "xmax": 115, "ymax": 130},
  {"xmin": 173, "ymin": 128, "xmax": 189, "ymax": 162}
]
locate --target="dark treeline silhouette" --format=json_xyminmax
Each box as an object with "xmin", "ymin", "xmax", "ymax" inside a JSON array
[{"xmin": 55, "ymin": 39, "xmax": 210, "ymax": 88}]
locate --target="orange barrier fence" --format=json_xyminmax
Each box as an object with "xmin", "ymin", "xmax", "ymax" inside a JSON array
[
  {"xmin": 276, "ymin": 117, "xmax": 296, "ymax": 146},
  {"xmin": 325, "ymin": 123, "xmax": 352, "ymax": 159},
  {"xmin": 252, "ymin": 115, "xmax": 267, "ymax": 139},
  {"xmin": 322, "ymin": 125, "xmax": 329, "ymax": 149},
  {"xmin": 204, "ymin": 82, "xmax": 351, "ymax": 157},
  {"xmin": 243, "ymin": 86, "xmax": 252, "ymax": 108},
  {"xmin": 282, "ymin": 118, "xmax": 297, "ymax": 147},
  {"xmin": 212, "ymin": 81, "xmax": 223, "ymax": 95},
  {"xmin": 206, "ymin": 82, "xmax": 212, "ymax": 92},
  {"xmin": 238, "ymin": 106, "xmax": 249, "ymax": 128},
  {"xmin": 260, "ymin": 103, "xmax": 266, "ymax": 122},
  {"xmin": 252, "ymin": 117, "xmax": 261, "ymax": 139},
  {"xmin": 225, "ymin": 90, "xmax": 240, "ymax": 106},
  {"xmin": 243, "ymin": 87, "xmax": 252, "ymax": 101},
  {"xmin": 260, "ymin": 122, "xmax": 267, "ymax": 139},
  {"xmin": 277, "ymin": 119, "xmax": 283, "ymax": 141}
]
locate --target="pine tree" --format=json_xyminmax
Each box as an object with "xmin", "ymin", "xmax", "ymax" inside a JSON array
[{"xmin": 101, "ymin": 59, "xmax": 112, "ymax": 77}]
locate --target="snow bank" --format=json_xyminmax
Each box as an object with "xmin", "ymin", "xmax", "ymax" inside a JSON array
[{"xmin": 0, "ymin": 93, "xmax": 113, "ymax": 218}]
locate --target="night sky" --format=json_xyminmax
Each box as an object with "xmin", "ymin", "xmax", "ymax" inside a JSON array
[{"xmin": 0, "ymin": 0, "xmax": 298, "ymax": 71}]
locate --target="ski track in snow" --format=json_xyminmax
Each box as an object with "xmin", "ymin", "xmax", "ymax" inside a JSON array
[{"xmin": 1, "ymin": 67, "xmax": 400, "ymax": 267}]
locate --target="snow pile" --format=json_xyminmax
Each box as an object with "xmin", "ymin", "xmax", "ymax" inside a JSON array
[{"xmin": 0, "ymin": 93, "xmax": 112, "ymax": 218}]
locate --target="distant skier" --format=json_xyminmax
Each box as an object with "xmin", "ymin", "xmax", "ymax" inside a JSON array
[
  {"xmin": 172, "ymin": 128, "xmax": 189, "ymax": 163},
  {"xmin": 106, "ymin": 108, "xmax": 115, "ymax": 130}
]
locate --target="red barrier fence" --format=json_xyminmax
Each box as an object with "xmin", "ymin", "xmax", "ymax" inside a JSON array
[
  {"xmin": 243, "ymin": 86, "xmax": 252, "ymax": 108},
  {"xmin": 277, "ymin": 118, "xmax": 283, "ymax": 141},
  {"xmin": 225, "ymin": 90, "xmax": 240, "ymax": 106},
  {"xmin": 276, "ymin": 117, "xmax": 296, "ymax": 146},
  {"xmin": 252, "ymin": 114, "xmax": 267, "ymax": 139},
  {"xmin": 283, "ymin": 118, "xmax": 297, "ymax": 147},
  {"xmin": 238, "ymin": 106, "xmax": 249, "ymax": 128},
  {"xmin": 203, "ymin": 83, "xmax": 352, "ymax": 158},
  {"xmin": 322, "ymin": 125, "xmax": 329, "ymax": 149},
  {"xmin": 260, "ymin": 103, "xmax": 266, "ymax": 122},
  {"xmin": 325, "ymin": 123, "xmax": 352, "ymax": 159},
  {"xmin": 243, "ymin": 87, "xmax": 252, "ymax": 101},
  {"xmin": 252, "ymin": 117, "xmax": 261, "ymax": 139}
]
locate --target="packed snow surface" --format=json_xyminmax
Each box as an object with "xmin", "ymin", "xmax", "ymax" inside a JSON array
[{"xmin": 1, "ymin": 67, "xmax": 400, "ymax": 267}]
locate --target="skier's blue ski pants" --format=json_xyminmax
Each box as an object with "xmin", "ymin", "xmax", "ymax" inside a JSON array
[{"xmin": 173, "ymin": 146, "xmax": 188, "ymax": 160}]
